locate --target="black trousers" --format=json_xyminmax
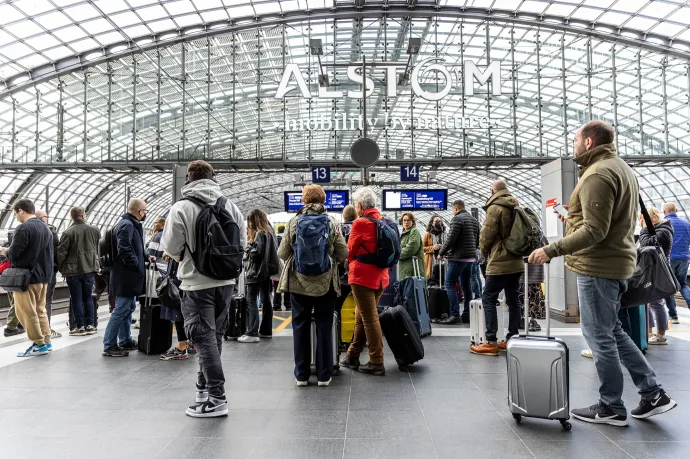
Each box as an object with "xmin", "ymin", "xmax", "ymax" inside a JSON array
[
  {"xmin": 182, "ymin": 285, "xmax": 233, "ymax": 397},
  {"xmin": 291, "ymin": 291, "xmax": 335, "ymax": 382},
  {"xmin": 482, "ymin": 273, "xmax": 521, "ymax": 343}
]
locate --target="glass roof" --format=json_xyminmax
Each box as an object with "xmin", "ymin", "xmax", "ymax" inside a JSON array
[
  {"xmin": 0, "ymin": 4, "xmax": 689, "ymax": 236},
  {"xmin": 2, "ymin": 0, "xmax": 690, "ymax": 86}
]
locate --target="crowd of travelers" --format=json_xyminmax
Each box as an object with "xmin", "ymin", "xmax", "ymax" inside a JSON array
[{"xmin": 0, "ymin": 120, "xmax": 685, "ymax": 423}]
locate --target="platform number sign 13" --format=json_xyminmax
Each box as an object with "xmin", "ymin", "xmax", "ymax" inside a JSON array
[
  {"xmin": 401, "ymin": 164, "xmax": 419, "ymax": 182},
  {"xmin": 311, "ymin": 166, "xmax": 330, "ymax": 183}
]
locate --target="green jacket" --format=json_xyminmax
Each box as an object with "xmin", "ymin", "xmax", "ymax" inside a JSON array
[
  {"xmin": 57, "ymin": 220, "xmax": 101, "ymax": 277},
  {"xmin": 479, "ymin": 189, "xmax": 523, "ymax": 275},
  {"xmin": 277, "ymin": 203, "xmax": 349, "ymax": 297},
  {"xmin": 543, "ymin": 143, "xmax": 638, "ymax": 279},
  {"xmin": 399, "ymin": 227, "xmax": 425, "ymax": 279}
]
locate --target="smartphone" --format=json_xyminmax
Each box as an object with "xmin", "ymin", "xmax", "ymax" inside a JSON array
[{"xmin": 553, "ymin": 203, "xmax": 569, "ymax": 218}]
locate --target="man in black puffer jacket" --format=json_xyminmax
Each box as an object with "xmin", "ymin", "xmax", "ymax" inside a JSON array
[{"xmin": 438, "ymin": 199, "xmax": 481, "ymax": 324}]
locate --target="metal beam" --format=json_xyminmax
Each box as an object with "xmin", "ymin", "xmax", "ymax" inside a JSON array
[{"xmin": 3, "ymin": 5, "xmax": 690, "ymax": 98}]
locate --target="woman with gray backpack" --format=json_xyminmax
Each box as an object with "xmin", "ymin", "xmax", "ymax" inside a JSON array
[{"xmin": 277, "ymin": 185, "xmax": 348, "ymax": 387}]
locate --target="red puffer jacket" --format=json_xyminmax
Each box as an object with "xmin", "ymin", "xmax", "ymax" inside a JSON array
[{"xmin": 347, "ymin": 208, "xmax": 389, "ymax": 291}]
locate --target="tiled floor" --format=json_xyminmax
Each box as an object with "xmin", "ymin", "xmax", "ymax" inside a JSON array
[{"xmin": 1, "ymin": 313, "xmax": 690, "ymax": 459}]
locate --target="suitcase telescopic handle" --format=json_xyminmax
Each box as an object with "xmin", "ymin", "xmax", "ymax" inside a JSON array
[
  {"xmin": 522, "ymin": 257, "xmax": 550, "ymax": 336},
  {"xmin": 412, "ymin": 256, "xmax": 421, "ymax": 278}
]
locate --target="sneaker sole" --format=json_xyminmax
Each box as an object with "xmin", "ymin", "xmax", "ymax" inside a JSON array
[
  {"xmin": 185, "ymin": 409, "xmax": 229, "ymax": 418},
  {"xmin": 102, "ymin": 353, "xmax": 129, "ymax": 357},
  {"xmin": 358, "ymin": 369, "xmax": 386, "ymax": 376},
  {"xmin": 160, "ymin": 355, "xmax": 188, "ymax": 360},
  {"xmin": 631, "ymin": 400, "xmax": 677, "ymax": 419},
  {"xmin": 70, "ymin": 333, "xmax": 87, "ymax": 337},
  {"xmin": 572, "ymin": 413, "xmax": 629, "ymax": 426},
  {"xmin": 648, "ymin": 341, "xmax": 668, "ymax": 345},
  {"xmin": 85, "ymin": 332, "xmax": 97, "ymax": 335}
]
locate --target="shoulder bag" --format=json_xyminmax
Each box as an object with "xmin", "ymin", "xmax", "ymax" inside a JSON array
[
  {"xmin": 0, "ymin": 267, "xmax": 32, "ymax": 292},
  {"xmin": 620, "ymin": 196, "xmax": 680, "ymax": 308}
]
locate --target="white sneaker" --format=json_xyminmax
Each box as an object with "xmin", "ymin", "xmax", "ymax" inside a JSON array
[
  {"xmin": 295, "ymin": 378, "xmax": 308, "ymax": 387},
  {"xmin": 318, "ymin": 378, "xmax": 332, "ymax": 387},
  {"xmin": 237, "ymin": 335, "xmax": 260, "ymax": 343},
  {"xmin": 581, "ymin": 349, "xmax": 593, "ymax": 359},
  {"xmin": 670, "ymin": 317, "xmax": 680, "ymax": 325},
  {"xmin": 649, "ymin": 334, "xmax": 668, "ymax": 345}
]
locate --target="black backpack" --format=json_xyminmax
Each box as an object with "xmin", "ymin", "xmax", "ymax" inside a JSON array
[
  {"xmin": 182, "ymin": 196, "xmax": 243, "ymax": 280},
  {"xmin": 99, "ymin": 227, "xmax": 115, "ymax": 268},
  {"xmin": 356, "ymin": 216, "xmax": 401, "ymax": 269}
]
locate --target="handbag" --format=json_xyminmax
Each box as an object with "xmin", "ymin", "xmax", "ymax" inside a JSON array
[
  {"xmin": 0, "ymin": 267, "xmax": 32, "ymax": 292},
  {"xmin": 620, "ymin": 196, "xmax": 680, "ymax": 308},
  {"xmin": 156, "ymin": 262, "xmax": 181, "ymax": 310}
]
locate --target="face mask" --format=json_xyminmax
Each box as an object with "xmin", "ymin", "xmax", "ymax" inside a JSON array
[{"xmin": 434, "ymin": 222, "xmax": 442, "ymax": 230}]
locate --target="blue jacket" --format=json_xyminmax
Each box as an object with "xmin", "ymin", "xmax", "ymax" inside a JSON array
[
  {"xmin": 109, "ymin": 213, "xmax": 145, "ymax": 297},
  {"xmin": 667, "ymin": 213, "xmax": 690, "ymax": 261}
]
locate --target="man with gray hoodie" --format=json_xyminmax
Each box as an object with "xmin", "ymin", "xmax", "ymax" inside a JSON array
[{"xmin": 161, "ymin": 160, "xmax": 246, "ymax": 418}]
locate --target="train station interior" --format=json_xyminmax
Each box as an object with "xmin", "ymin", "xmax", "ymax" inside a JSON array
[{"xmin": 2, "ymin": 1, "xmax": 690, "ymax": 458}]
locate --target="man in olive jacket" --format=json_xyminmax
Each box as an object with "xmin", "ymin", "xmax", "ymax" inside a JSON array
[
  {"xmin": 529, "ymin": 120, "xmax": 676, "ymax": 426},
  {"xmin": 57, "ymin": 206, "xmax": 101, "ymax": 335},
  {"xmin": 471, "ymin": 180, "xmax": 523, "ymax": 356}
]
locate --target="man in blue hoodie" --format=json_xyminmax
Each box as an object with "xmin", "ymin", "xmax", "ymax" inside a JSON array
[{"xmin": 663, "ymin": 202, "xmax": 690, "ymax": 324}]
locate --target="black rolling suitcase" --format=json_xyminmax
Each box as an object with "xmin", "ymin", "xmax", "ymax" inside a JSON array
[
  {"xmin": 427, "ymin": 262, "xmax": 450, "ymax": 322},
  {"xmin": 138, "ymin": 264, "xmax": 173, "ymax": 354},
  {"xmin": 224, "ymin": 295, "xmax": 248, "ymax": 340},
  {"xmin": 379, "ymin": 305, "xmax": 424, "ymax": 371}
]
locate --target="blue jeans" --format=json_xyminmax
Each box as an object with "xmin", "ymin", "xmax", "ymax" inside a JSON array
[
  {"xmin": 66, "ymin": 273, "xmax": 95, "ymax": 328},
  {"xmin": 577, "ymin": 274, "xmax": 661, "ymax": 416},
  {"xmin": 666, "ymin": 260, "xmax": 690, "ymax": 317},
  {"xmin": 246, "ymin": 280, "xmax": 272, "ymax": 337},
  {"xmin": 103, "ymin": 296, "xmax": 136, "ymax": 349},
  {"xmin": 444, "ymin": 261, "xmax": 473, "ymax": 318},
  {"xmin": 470, "ymin": 263, "xmax": 482, "ymax": 299}
]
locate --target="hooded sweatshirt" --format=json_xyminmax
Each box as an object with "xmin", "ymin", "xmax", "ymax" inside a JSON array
[{"xmin": 161, "ymin": 179, "xmax": 246, "ymax": 291}]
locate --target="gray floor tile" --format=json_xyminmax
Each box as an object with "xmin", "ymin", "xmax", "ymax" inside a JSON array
[
  {"xmin": 2, "ymin": 436, "xmax": 78, "ymax": 459},
  {"xmin": 225, "ymin": 389, "xmax": 288, "ymax": 410},
  {"xmin": 425, "ymin": 410, "xmax": 519, "ymax": 442},
  {"xmin": 460, "ymin": 357, "xmax": 510, "ymax": 374},
  {"xmin": 469, "ymin": 373, "xmax": 509, "ymax": 391},
  {"xmin": 0, "ymin": 408, "xmax": 117, "ymax": 439},
  {"xmin": 617, "ymin": 441, "xmax": 690, "ymax": 459},
  {"xmin": 410, "ymin": 372, "xmax": 479, "ymax": 390},
  {"xmin": 524, "ymin": 440, "xmax": 630, "ymax": 459},
  {"xmin": 156, "ymin": 437, "xmax": 259, "ymax": 459},
  {"xmin": 265, "ymin": 409, "xmax": 348, "ymax": 439},
  {"xmin": 249, "ymin": 438, "xmax": 344, "ymax": 459},
  {"xmin": 435, "ymin": 439, "xmax": 533, "ymax": 459},
  {"xmin": 498, "ymin": 411, "xmax": 608, "ymax": 443},
  {"xmin": 345, "ymin": 410, "xmax": 432, "ymax": 440},
  {"xmin": 348, "ymin": 388, "xmax": 421, "ymax": 411},
  {"xmin": 591, "ymin": 413, "xmax": 690, "ymax": 442},
  {"xmin": 77, "ymin": 436, "xmax": 173, "ymax": 459},
  {"xmin": 276, "ymin": 386, "xmax": 351, "ymax": 411},
  {"xmin": 343, "ymin": 438, "xmax": 439, "ymax": 459},
  {"xmin": 177, "ymin": 409, "xmax": 277, "ymax": 438},
  {"xmin": 416, "ymin": 389, "xmax": 495, "ymax": 412}
]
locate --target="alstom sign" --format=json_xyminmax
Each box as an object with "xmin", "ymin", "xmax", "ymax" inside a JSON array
[{"xmin": 274, "ymin": 58, "xmax": 503, "ymax": 101}]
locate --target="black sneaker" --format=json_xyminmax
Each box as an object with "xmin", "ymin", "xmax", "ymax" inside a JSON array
[
  {"xmin": 160, "ymin": 346, "xmax": 188, "ymax": 361},
  {"xmin": 186, "ymin": 395, "xmax": 228, "ymax": 418},
  {"xmin": 631, "ymin": 390, "xmax": 677, "ymax": 419},
  {"xmin": 70, "ymin": 327, "xmax": 87, "ymax": 336},
  {"xmin": 196, "ymin": 382, "xmax": 209, "ymax": 403},
  {"xmin": 187, "ymin": 343, "xmax": 197, "ymax": 354},
  {"xmin": 518, "ymin": 317, "xmax": 525, "ymax": 330},
  {"xmin": 358, "ymin": 362, "xmax": 386, "ymax": 376},
  {"xmin": 102, "ymin": 345, "xmax": 129, "ymax": 357},
  {"xmin": 118, "ymin": 339, "xmax": 138, "ymax": 351},
  {"xmin": 4, "ymin": 327, "xmax": 25, "ymax": 337},
  {"xmin": 528, "ymin": 318, "xmax": 541, "ymax": 332},
  {"xmin": 571, "ymin": 402, "xmax": 628, "ymax": 426},
  {"xmin": 339, "ymin": 354, "xmax": 361, "ymax": 370},
  {"xmin": 85, "ymin": 325, "xmax": 97, "ymax": 335},
  {"xmin": 441, "ymin": 315, "xmax": 462, "ymax": 325}
]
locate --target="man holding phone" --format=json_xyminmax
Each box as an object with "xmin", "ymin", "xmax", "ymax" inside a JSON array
[{"xmin": 528, "ymin": 120, "xmax": 676, "ymax": 426}]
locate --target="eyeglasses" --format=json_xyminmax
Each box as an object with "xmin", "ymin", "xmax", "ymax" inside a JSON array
[{"xmin": 402, "ymin": 219, "xmax": 412, "ymax": 223}]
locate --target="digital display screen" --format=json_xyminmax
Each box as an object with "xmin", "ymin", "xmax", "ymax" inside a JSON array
[
  {"xmin": 382, "ymin": 189, "xmax": 448, "ymax": 211},
  {"xmin": 284, "ymin": 190, "xmax": 349, "ymax": 212}
]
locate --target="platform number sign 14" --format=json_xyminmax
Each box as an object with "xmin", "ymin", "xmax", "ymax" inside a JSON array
[
  {"xmin": 401, "ymin": 164, "xmax": 419, "ymax": 182},
  {"xmin": 311, "ymin": 166, "xmax": 330, "ymax": 183}
]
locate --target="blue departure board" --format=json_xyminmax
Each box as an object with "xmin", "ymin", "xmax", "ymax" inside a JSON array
[
  {"xmin": 284, "ymin": 190, "xmax": 349, "ymax": 212},
  {"xmin": 382, "ymin": 189, "xmax": 447, "ymax": 211}
]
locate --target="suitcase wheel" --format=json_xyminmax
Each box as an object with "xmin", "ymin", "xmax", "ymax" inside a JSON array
[
  {"xmin": 512, "ymin": 413, "xmax": 521, "ymax": 424},
  {"xmin": 560, "ymin": 420, "xmax": 572, "ymax": 431}
]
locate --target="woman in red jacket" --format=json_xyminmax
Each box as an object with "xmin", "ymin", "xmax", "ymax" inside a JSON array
[{"xmin": 339, "ymin": 187, "xmax": 388, "ymax": 376}]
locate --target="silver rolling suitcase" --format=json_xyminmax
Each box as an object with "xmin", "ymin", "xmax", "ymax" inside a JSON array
[
  {"xmin": 469, "ymin": 298, "xmax": 504, "ymax": 345},
  {"xmin": 311, "ymin": 311, "xmax": 340, "ymax": 374},
  {"xmin": 506, "ymin": 259, "xmax": 571, "ymax": 431}
]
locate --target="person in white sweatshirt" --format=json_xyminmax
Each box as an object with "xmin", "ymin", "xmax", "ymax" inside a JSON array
[{"xmin": 161, "ymin": 160, "xmax": 246, "ymax": 418}]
